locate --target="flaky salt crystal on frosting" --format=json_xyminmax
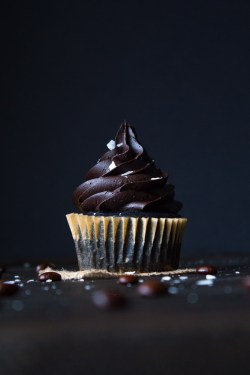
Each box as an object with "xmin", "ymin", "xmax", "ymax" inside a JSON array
[{"xmin": 73, "ymin": 122, "xmax": 182, "ymax": 215}]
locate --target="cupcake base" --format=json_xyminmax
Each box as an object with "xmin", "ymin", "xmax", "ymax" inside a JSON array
[{"xmin": 66, "ymin": 214, "xmax": 187, "ymax": 273}]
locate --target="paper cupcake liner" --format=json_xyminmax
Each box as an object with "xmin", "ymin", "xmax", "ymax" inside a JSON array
[{"xmin": 66, "ymin": 214, "xmax": 187, "ymax": 273}]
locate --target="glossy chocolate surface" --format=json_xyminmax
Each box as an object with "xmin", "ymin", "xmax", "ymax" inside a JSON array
[{"xmin": 73, "ymin": 122, "xmax": 182, "ymax": 215}]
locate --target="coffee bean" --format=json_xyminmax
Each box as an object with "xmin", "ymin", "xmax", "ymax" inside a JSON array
[
  {"xmin": 0, "ymin": 282, "xmax": 19, "ymax": 296},
  {"xmin": 196, "ymin": 265, "xmax": 217, "ymax": 275},
  {"xmin": 118, "ymin": 275, "xmax": 139, "ymax": 285},
  {"xmin": 137, "ymin": 280, "xmax": 168, "ymax": 297},
  {"xmin": 92, "ymin": 290, "xmax": 127, "ymax": 309},
  {"xmin": 36, "ymin": 262, "xmax": 56, "ymax": 273},
  {"xmin": 243, "ymin": 276, "xmax": 250, "ymax": 290},
  {"xmin": 39, "ymin": 272, "xmax": 61, "ymax": 282}
]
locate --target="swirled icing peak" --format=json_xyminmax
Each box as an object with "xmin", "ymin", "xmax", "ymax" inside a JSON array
[{"xmin": 73, "ymin": 122, "xmax": 182, "ymax": 215}]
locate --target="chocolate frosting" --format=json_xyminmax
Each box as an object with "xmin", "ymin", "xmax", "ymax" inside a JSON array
[{"xmin": 73, "ymin": 122, "xmax": 182, "ymax": 215}]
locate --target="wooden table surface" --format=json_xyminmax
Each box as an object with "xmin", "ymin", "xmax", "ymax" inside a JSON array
[{"xmin": 1, "ymin": 255, "xmax": 250, "ymax": 375}]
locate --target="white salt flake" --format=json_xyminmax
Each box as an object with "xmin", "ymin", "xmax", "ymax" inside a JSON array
[
  {"xmin": 84, "ymin": 285, "xmax": 92, "ymax": 290},
  {"xmin": 206, "ymin": 275, "xmax": 216, "ymax": 280},
  {"xmin": 161, "ymin": 276, "xmax": 171, "ymax": 281},
  {"xmin": 235, "ymin": 271, "xmax": 240, "ymax": 274},
  {"xmin": 179, "ymin": 276, "xmax": 188, "ymax": 280},
  {"xmin": 108, "ymin": 161, "xmax": 116, "ymax": 171},
  {"xmin": 46, "ymin": 279, "xmax": 52, "ymax": 283},
  {"xmin": 3, "ymin": 281, "xmax": 16, "ymax": 285},
  {"xmin": 14, "ymin": 275, "xmax": 20, "ymax": 279},
  {"xmin": 117, "ymin": 143, "xmax": 123, "ymax": 147},
  {"xmin": 124, "ymin": 271, "xmax": 136, "ymax": 275},
  {"xmin": 196, "ymin": 279, "xmax": 214, "ymax": 286},
  {"xmin": 107, "ymin": 140, "xmax": 115, "ymax": 150},
  {"xmin": 121, "ymin": 171, "xmax": 133, "ymax": 176},
  {"xmin": 151, "ymin": 177, "xmax": 161, "ymax": 180},
  {"xmin": 27, "ymin": 279, "xmax": 35, "ymax": 283}
]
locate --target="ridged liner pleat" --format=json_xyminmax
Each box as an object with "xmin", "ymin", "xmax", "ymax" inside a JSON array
[{"xmin": 66, "ymin": 214, "xmax": 187, "ymax": 272}]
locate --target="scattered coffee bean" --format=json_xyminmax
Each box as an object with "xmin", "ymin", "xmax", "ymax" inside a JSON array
[
  {"xmin": 118, "ymin": 275, "xmax": 139, "ymax": 285},
  {"xmin": 36, "ymin": 262, "xmax": 56, "ymax": 273},
  {"xmin": 137, "ymin": 280, "xmax": 168, "ymax": 297},
  {"xmin": 243, "ymin": 276, "xmax": 250, "ymax": 290},
  {"xmin": 39, "ymin": 272, "xmax": 61, "ymax": 282},
  {"xmin": 0, "ymin": 281, "xmax": 19, "ymax": 296},
  {"xmin": 92, "ymin": 290, "xmax": 127, "ymax": 310},
  {"xmin": 196, "ymin": 265, "xmax": 217, "ymax": 275}
]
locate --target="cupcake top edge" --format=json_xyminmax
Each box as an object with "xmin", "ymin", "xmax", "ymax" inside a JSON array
[{"xmin": 72, "ymin": 121, "xmax": 183, "ymax": 216}]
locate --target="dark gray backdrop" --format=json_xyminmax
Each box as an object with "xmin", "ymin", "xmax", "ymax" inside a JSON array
[{"xmin": 1, "ymin": 0, "xmax": 250, "ymax": 262}]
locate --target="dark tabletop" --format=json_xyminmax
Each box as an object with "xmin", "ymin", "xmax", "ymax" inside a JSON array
[{"xmin": 1, "ymin": 255, "xmax": 250, "ymax": 375}]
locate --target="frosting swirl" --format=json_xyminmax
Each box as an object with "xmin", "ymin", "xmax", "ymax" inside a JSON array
[{"xmin": 73, "ymin": 122, "xmax": 182, "ymax": 215}]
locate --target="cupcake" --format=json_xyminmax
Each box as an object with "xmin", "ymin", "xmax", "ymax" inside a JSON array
[{"xmin": 67, "ymin": 122, "xmax": 187, "ymax": 273}]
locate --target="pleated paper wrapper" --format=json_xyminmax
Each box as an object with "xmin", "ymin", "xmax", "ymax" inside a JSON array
[{"xmin": 66, "ymin": 213, "xmax": 187, "ymax": 273}]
